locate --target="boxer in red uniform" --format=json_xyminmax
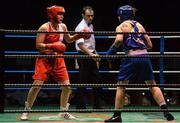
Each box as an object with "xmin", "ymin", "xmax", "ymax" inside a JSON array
[{"xmin": 20, "ymin": 5, "xmax": 90, "ymax": 120}]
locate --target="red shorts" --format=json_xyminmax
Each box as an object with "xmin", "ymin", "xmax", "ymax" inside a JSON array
[{"xmin": 32, "ymin": 58, "xmax": 69, "ymax": 82}]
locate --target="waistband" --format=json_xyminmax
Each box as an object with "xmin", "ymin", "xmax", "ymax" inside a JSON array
[
  {"xmin": 127, "ymin": 49, "xmax": 147, "ymax": 55},
  {"xmin": 40, "ymin": 50, "xmax": 62, "ymax": 55}
]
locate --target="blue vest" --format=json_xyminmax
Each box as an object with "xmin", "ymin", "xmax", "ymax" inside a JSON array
[{"xmin": 122, "ymin": 20, "xmax": 147, "ymax": 53}]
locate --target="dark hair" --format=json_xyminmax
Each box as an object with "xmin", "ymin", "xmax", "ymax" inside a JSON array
[{"xmin": 82, "ymin": 6, "xmax": 94, "ymax": 14}]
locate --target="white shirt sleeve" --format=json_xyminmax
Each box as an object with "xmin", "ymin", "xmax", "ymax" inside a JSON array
[{"xmin": 75, "ymin": 24, "xmax": 85, "ymax": 51}]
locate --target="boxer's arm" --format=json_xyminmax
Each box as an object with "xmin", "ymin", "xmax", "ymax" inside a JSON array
[
  {"xmin": 36, "ymin": 25, "xmax": 47, "ymax": 50},
  {"xmin": 61, "ymin": 24, "xmax": 91, "ymax": 43},
  {"xmin": 107, "ymin": 26, "xmax": 123, "ymax": 55}
]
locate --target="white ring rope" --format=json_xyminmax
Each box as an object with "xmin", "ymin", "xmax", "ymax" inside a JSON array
[
  {"xmin": 116, "ymin": 52, "xmax": 180, "ymax": 54},
  {"xmin": 100, "ymin": 71, "xmax": 180, "ymax": 74},
  {"xmin": 109, "ymin": 35, "xmax": 180, "ymax": 39}
]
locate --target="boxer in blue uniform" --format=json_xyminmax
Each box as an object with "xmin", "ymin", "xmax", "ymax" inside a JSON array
[{"xmin": 105, "ymin": 5, "xmax": 175, "ymax": 122}]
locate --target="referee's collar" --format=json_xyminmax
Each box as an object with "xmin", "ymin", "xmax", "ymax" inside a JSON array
[{"xmin": 83, "ymin": 19, "xmax": 91, "ymax": 27}]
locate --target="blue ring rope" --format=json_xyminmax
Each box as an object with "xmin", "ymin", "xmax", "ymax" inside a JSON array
[
  {"xmin": 5, "ymin": 88, "xmax": 109, "ymax": 91},
  {"xmin": 4, "ymin": 51, "xmax": 107, "ymax": 55},
  {"xmin": 4, "ymin": 70, "xmax": 117, "ymax": 74}
]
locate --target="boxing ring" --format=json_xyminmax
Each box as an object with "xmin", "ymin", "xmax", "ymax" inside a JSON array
[{"xmin": 2, "ymin": 29, "xmax": 180, "ymax": 122}]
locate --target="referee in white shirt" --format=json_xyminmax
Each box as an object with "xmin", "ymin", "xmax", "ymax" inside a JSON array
[{"xmin": 74, "ymin": 6, "xmax": 102, "ymax": 109}]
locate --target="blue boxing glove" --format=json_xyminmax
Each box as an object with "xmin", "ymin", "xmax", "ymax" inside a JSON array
[
  {"xmin": 106, "ymin": 44, "xmax": 118, "ymax": 55},
  {"xmin": 106, "ymin": 44, "xmax": 118, "ymax": 65}
]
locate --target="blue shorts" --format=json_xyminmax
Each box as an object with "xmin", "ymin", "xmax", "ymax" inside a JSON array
[{"xmin": 117, "ymin": 55, "xmax": 154, "ymax": 82}]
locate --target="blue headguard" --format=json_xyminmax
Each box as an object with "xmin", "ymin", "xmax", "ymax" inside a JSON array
[{"xmin": 117, "ymin": 5, "xmax": 134, "ymax": 22}]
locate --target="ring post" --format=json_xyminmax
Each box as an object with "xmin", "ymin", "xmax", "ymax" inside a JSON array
[
  {"xmin": 159, "ymin": 36, "xmax": 165, "ymax": 89},
  {"xmin": 0, "ymin": 29, "xmax": 4, "ymax": 113}
]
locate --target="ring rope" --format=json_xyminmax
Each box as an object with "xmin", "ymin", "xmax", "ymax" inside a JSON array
[
  {"xmin": 5, "ymin": 84, "xmax": 180, "ymax": 88},
  {"xmin": 4, "ymin": 51, "xmax": 180, "ymax": 55},
  {"xmin": 5, "ymin": 70, "xmax": 180, "ymax": 74},
  {"xmin": 4, "ymin": 109, "xmax": 180, "ymax": 113},
  {"xmin": 1, "ymin": 29, "xmax": 180, "ymax": 35},
  {"xmin": 5, "ymin": 34, "xmax": 180, "ymax": 39},
  {"xmin": 5, "ymin": 87, "xmax": 180, "ymax": 91},
  {"xmin": 5, "ymin": 54, "xmax": 180, "ymax": 59}
]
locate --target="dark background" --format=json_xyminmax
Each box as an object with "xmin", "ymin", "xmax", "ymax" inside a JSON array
[
  {"xmin": 1, "ymin": 0, "xmax": 180, "ymax": 107},
  {"xmin": 1, "ymin": 0, "xmax": 180, "ymax": 31}
]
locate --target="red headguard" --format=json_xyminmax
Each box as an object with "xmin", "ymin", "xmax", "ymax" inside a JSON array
[{"xmin": 47, "ymin": 5, "xmax": 65, "ymax": 20}]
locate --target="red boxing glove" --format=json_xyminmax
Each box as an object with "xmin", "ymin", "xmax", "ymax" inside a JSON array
[
  {"xmin": 72, "ymin": 28, "xmax": 91, "ymax": 40},
  {"xmin": 81, "ymin": 28, "xmax": 91, "ymax": 39},
  {"xmin": 45, "ymin": 42, "xmax": 66, "ymax": 53}
]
